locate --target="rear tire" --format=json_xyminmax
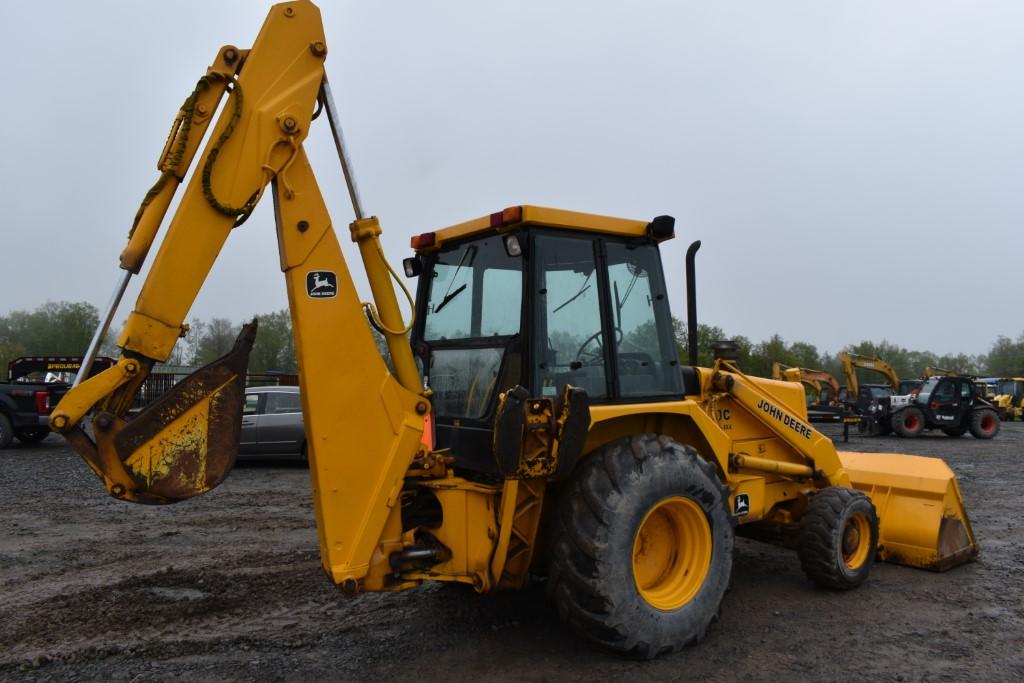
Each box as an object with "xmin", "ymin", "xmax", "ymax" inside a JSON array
[
  {"xmin": 0, "ymin": 414, "xmax": 13, "ymax": 449},
  {"xmin": 969, "ymin": 409, "xmax": 1000, "ymax": 439},
  {"xmin": 547, "ymin": 434, "xmax": 733, "ymax": 658},
  {"xmin": 15, "ymin": 428, "xmax": 49, "ymax": 444},
  {"xmin": 891, "ymin": 407, "xmax": 925, "ymax": 438},
  {"xmin": 798, "ymin": 487, "xmax": 878, "ymax": 590}
]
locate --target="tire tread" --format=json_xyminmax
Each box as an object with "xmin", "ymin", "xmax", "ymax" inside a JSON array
[{"xmin": 548, "ymin": 434, "xmax": 732, "ymax": 657}]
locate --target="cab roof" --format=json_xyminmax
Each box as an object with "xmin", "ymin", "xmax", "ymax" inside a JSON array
[{"xmin": 411, "ymin": 205, "xmax": 670, "ymax": 253}]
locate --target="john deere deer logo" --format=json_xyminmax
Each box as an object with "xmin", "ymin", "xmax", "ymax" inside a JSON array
[{"xmin": 306, "ymin": 271, "xmax": 337, "ymax": 298}]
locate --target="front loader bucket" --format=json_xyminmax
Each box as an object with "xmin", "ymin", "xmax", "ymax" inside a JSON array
[
  {"xmin": 75, "ymin": 322, "xmax": 257, "ymax": 505},
  {"xmin": 838, "ymin": 451, "xmax": 978, "ymax": 571}
]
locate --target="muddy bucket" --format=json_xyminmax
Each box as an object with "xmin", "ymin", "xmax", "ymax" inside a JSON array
[
  {"xmin": 66, "ymin": 322, "xmax": 257, "ymax": 505},
  {"xmin": 839, "ymin": 451, "xmax": 978, "ymax": 571}
]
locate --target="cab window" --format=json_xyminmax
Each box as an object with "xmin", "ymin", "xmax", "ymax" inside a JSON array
[
  {"xmin": 420, "ymin": 234, "xmax": 523, "ymax": 420},
  {"xmin": 605, "ymin": 242, "xmax": 682, "ymax": 397},
  {"xmin": 933, "ymin": 381, "xmax": 957, "ymax": 402},
  {"xmin": 266, "ymin": 391, "xmax": 302, "ymax": 414},
  {"xmin": 424, "ymin": 237, "xmax": 522, "ymax": 341},
  {"xmin": 535, "ymin": 234, "xmax": 607, "ymax": 399},
  {"xmin": 429, "ymin": 348, "xmax": 504, "ymax": 418},
  {"xmin": 243, "ymin": 394, "xmax": 260, "ymax": 415}
]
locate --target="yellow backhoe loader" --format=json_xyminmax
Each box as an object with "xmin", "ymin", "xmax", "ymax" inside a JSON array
[
  {"xmin": 992, "ymin": 378, "xmax": 1024, "ymax": 421},
  {"xmin": 50, "ymin": 1, "xmax": 978, "ymax": 658}
]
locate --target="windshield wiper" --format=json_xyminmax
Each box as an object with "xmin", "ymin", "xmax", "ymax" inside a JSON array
[
  {"xmin": 433, "ymin": 283, "xmax": 467, "ymax": 315},
  {"xmin": 432, "ymin": 245, "xmax": 475, "ymax": 316},
  {"xmin": 553, "ymin": 272, "xmax": 593, "ymax": 314}
]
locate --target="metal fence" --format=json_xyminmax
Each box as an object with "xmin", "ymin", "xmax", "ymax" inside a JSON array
[{"xmin": 132, "ymin": 367, "xmax": 298, "ymax": 410}]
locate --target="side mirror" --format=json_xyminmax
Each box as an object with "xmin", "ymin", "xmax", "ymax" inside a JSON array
[{"xmin": 403, "ymin": 257, "xmax": 423, "ymax": 278}]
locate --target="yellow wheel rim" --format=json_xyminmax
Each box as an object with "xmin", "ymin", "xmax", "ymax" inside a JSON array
[
  {"xmin": 632, "ymin": 496, "xmax": 712, "ymax": 611},
  {"xmin": 842, "ymin": 511, "xmax": 871, "ymax": 570}
]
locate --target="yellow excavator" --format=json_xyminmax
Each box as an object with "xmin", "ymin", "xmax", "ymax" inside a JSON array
[
  {"xmin": 923, "ymin": 366, "xmax": 961, "ymax": 380},
  {"xmin": 839, "ymin": 351, "xmax": 919, "ymax": 398},
  {"xmin": 50, "ymin": 1, "xmax": 978, "ymax": 658},
  {"xmin": 771, "ymin": 362, "xmax": 841, "ymax": 405},
  {"xmin": 838, "ymin": 351, "xmax": 922, "ymax": 434}
]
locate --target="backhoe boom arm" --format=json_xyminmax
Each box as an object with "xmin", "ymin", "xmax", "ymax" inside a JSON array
[{"xmin": 51, "ymin": 0, "xmax": 427, "ymax": 588}]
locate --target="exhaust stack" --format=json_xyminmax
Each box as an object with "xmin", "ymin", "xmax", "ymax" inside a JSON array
[{"xmin": 685, "ymin": 240, "xmax": 701, "ymax": 366}]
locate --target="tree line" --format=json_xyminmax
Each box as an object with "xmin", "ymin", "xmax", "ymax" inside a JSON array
[
  {"xmin": 0, "ymin": 303, "xmax": 299, "ymax": 377},
  {"xmin": 2, "ymin": 301, "xmax": 1023, "ymax": 382}
]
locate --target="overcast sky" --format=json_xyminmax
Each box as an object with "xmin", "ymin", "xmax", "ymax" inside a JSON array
[{"xmin": 1, "ymin": 1, "xmax": 1021, "ymax": 357}]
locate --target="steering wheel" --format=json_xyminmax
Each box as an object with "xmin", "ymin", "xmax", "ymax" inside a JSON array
[{"xmin": 574, "ymin": 329, "xmax": 623, "ymax": 366}]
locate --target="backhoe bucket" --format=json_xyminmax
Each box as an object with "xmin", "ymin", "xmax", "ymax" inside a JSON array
[
  {"xmin": 838, "ymin": 451, "xmax": 978, "ymax": 571},
  {"xmin": 80, "ymin": 322, "xmax": 257, "ymax": 505}
]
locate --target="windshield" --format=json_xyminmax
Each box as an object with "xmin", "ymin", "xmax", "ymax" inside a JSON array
[
  {"xmin": 998, "ymin": 380, "xmax": 1021, "ymax": 396},
  {"xmin": 424, "ymin": 236, "xmax": 522, "ymax": 341},
  {"xmin": 421, "ymin": 235, "xmax": 523, "ymax": 419},
  {"xmin": 914, "ymin": 378, "xmax": 941, "ymax": 403},
  {"xmin": 898, "ymin": 380, "xmax": 921, "ymax": 395},
  {"xmin": 867, "ymin": 386, "xmax": 892, "ymax": 399}
]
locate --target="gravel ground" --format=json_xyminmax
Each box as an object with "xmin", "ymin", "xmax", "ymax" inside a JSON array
[{"xmin": 1, "ymin": 424, "xmax": 1022, "ymax": 682}]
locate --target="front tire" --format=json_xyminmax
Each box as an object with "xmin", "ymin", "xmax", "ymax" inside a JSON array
[
  {"xmin": 891, "ymin": 407, "xmax": 925, "ymax": 438},
  {"xmin": 547, "ymin": 434, "xmax": 733, "ymax": 658},
  {"xmin": 798, "ymin": 487, "xmax": 878, "ymax": 590},
  {"xmin": 15, "ymin": 428, "xmax": 49, "ymax": 444},
  {"xmin": 969, "ymin": 409, "xmax": 1000, "ymax": 439}
]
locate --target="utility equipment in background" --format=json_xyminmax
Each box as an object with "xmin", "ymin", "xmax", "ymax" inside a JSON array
[
  {"xmin": 838, "ymin": 352, "xmax": 921, "ymax": 434},
  {"xmin": 772, "ymin": 362, "xmax": 841, "ymax": 406},
  {"xmin": 990, "ymin": 378, "xmax": 1024, "ymax": 422},
  {"xmin": 888, "ymin": 377, "xmax": 1000, "ymax": 439},
  {"xmin": 49, "ymin": 1, "xmax": 979, "ymax": 658},
  {"xmin": 923, "ymin": 367, "xmax": 960, "ymax": 380},
  {"xmin": 839, "ymin": 351, "xmax": 922, "ymax": 400}
]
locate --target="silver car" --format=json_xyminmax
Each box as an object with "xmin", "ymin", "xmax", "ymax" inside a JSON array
[{"xmin": 239, "ymin": 386, "xmax": 307, "ymax": 462}]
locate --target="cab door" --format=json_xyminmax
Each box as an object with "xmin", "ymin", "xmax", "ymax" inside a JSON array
[
  {"xmin": 930, "ymin": 379, "xmax": 966, "ymax": 425},
  {"xmin": 239, "ymin": 392, "xmax": 262, "ymax": 454},
  {"xmin": 258, "ymin": 391, "xmax": 304, "ymax": 456}
]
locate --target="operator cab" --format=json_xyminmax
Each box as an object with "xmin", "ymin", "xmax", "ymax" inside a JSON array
[
  {"xmin": 842, "ymin": 383, "xmax": 892, "ymax": 412},
  {"xmin": 409, "ymin": 206, "xmax": 682, "ymax": 474},
  {"xmin": 913, "ymin": 376, "xmax": 981, "ymax": 423},
  {"xmin": 898, "ymin": 379, "xmax": 923, "ymax": 396},
  {"xmin": 996, "ymin": 378, "xmax": 1024, "ymax": 401}
]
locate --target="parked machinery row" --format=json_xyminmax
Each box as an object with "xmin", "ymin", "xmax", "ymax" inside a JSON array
[{"xmin": 771, "ymin": 353, "xmax": 1002, "ymax": 440}]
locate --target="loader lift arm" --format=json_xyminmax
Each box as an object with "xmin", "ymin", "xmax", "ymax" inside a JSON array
[{"xmin": 709, "ymin": 359, "xmax": 977, "ymax": 571}]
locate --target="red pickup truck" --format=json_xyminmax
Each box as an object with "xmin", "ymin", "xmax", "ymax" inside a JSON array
[{"xmin": 0, "ymin": 356, "xmax": 114, "ymax": 448}]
